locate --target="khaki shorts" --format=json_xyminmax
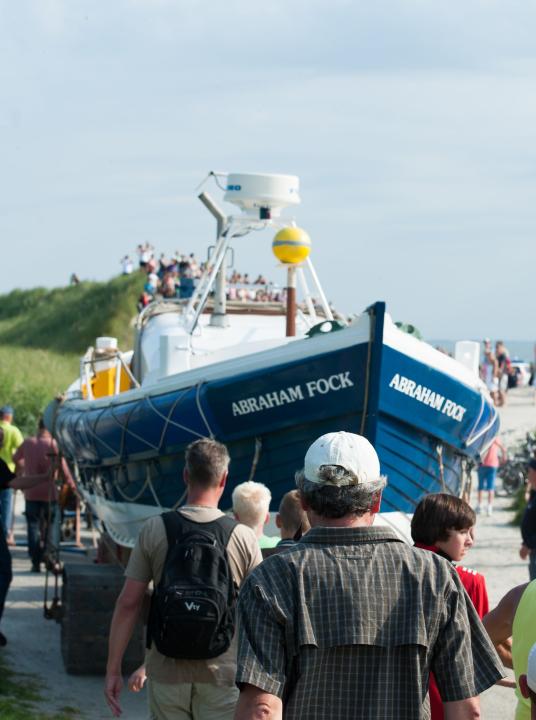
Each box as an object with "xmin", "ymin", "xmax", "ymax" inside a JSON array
[{"xmin": 148, "ymin": 680, "xmax": 239, "ymax": 720}]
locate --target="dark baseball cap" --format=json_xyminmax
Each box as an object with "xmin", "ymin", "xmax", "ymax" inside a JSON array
[
  {"xmin": 529, "ymin": 458, "xmax": 536, "ymax": 472},
  {"xmin": 0, "ymin": 405, "xmax": 14, "ymax": 416}
]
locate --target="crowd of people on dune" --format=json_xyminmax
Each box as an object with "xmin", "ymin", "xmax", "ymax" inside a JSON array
[{"xmin": 119, "ymin": 243, "xmax": 284, "ymax": 312}]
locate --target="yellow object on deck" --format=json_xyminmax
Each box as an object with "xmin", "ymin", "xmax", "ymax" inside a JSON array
[
  {"xmin": 82, "ymin": 364, "xmax": 131, "ymax": 399},
  {"xmin": 272, "ymin": 227, "xmax": 311, "ymax": 264}
]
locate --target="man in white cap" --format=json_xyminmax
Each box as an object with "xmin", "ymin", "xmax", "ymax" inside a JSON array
[
  {"xmin": 520, "ymin": 643, "xmax": 536, "ymax": 719},
  {"xmin": 234, "ymin": 431, "xmax": 503, "ymax": 720}
]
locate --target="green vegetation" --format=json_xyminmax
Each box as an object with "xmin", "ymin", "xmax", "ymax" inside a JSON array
[
  {"xmin": 0, "ymin": 273, "xmax": 143, "ymax": 353},
  {"xmin": 0, "ymin": 655, "xmax": 81, "ymax": 719},
  {"xmin": 0, "ymin": 273, "xmax": 144, "ymax": 436},
  {"xmin": 0, "ymin": 347, "xmax": 79, "ymax": 436},
  {"xmin": 510, "ymin": 485, "xmax": 528, "ymax": 527}
]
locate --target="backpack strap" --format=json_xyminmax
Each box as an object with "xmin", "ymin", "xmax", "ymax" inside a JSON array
[
  {"xmin": 160, "ymin": 510, "xmax": 187, "ymax": 548},
  {"xmin": 202, "ymin": 514, "xmax": 238, "ymax": 549},
  {"xmin": 161, "ymin": 510, "xmax": 238, "ymax": 549}
]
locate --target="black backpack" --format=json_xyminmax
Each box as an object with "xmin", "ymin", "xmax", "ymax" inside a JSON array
[{"xmin": 148, "ymin": 511, "xmax": 238, "ymax": 660}]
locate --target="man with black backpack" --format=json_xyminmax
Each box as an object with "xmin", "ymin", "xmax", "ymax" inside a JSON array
[{"xmin": 104, "ymin": 438, "xmax": 262, "ymax": 719}]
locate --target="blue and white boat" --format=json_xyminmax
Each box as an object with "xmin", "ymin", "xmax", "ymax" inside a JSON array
[{"xmin": 45, "ymin": 172, "xmax": 499, "ymax": 547}]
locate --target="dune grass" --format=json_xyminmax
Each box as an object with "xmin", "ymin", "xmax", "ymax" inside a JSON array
[
  {"xmin": 0, "ymin": 273, "xmax": 143, "ymax": 436},
  {"xmin": 0, "ymin": 346, "xmax": 79, "ymax": 436},
  {"xmin": 0, "ymin": 272, "xmax": 143, "ymax": 354}
]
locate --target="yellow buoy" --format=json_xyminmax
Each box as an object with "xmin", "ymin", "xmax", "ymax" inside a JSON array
[{"xmin": 272, "ymin": 227, "xmax": 311, "ymax": 264}]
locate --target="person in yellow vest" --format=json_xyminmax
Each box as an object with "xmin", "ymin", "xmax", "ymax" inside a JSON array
[
  {"xmin": 483, "ymin": 580, "xmax": 536, "ymax": 720},
  {"xmin": 519, "ymin": 643, "xmax": 536, "ymax": 719},
  {"xmin": 0, "ymin": 405, "xmax": 23, "ymax": 544}
]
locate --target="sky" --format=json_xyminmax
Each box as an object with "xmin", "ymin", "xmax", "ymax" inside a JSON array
[{"xmin": 1, "ymin": 0, "xmax": 534, "ymax": 340}]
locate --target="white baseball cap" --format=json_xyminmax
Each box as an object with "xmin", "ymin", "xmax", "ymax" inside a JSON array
[
  {"xmin": 303, "ymin": 431, "xmax": 381, "ymax": 486},
  {"xmin": 528, "ymin": 643, "xmax": 536, "ymax": 693}
]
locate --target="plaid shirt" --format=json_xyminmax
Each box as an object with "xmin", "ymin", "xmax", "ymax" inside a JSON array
[{"xmin": 236, "ymin": 525, "xmax": 503, "ymax": 720}]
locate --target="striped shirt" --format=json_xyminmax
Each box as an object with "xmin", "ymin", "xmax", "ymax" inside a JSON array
[{"xmin": 236, "ymin": 525, "xmax": 503, "ymax": 719}]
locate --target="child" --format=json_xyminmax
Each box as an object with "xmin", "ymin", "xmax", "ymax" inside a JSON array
[{"xmin": 411, "ymin": 493, "xmax": 489, "ymax": 720}]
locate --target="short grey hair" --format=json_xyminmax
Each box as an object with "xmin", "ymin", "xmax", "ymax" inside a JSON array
[
  {"xmin": 295, "ymin": 466, "xmax": 386, "ymax": 518},
  {"xmin": 185, "ymin": 438, "xmax": 230, "ymax": 488}
]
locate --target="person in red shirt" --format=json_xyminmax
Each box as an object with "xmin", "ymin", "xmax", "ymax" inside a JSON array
[
  {"xmin": 13, "ymin": 418, "xmax": 75, "ymax": 573},
  {"xmin": 411, "ymin": 493, "xmax": 489, "ymax": 719}
]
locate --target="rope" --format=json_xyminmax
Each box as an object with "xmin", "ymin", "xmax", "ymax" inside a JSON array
[
  {"xmin": 247, "ymin": 438, "xmax": 263, "ymax": 482},
  {"xmin": 196, "ymin": 382, "xmax": 215, "ymax": 439},
  {"xmin": 84, "ymin": 381, "xmax": 212, "ymax": 467},
  {"xmin": 145, "ymin": 391, "xmax": 207, "ymax": 447},
  {"xmin": 84, "ymin": 408, "xmax": 122, "ymax": 456},
  {"xmin": 108, "ymin": 404, "xmax": 159, "ymax": 452},
  {"xmin": 113, "ymin": 465, "xmax": 151, "ymax": 503},
  {"xmin": 460, "ymin": 459, "xmax": 474, "ymax": 502},
  {"xmin": 359, "ymin": 307, "xmax": 375, "ymax": 435},
  {"xmin": 118, "ymin": 402, "xmax": 138, "ymax": 460},
  {"xmin": 171, "ymin": 489, "xmax": 188, "ymax": 510},
  {"xmin": 60, "ymin": 361, "xmax": 222, "ymax": 541},
  {"xmin": 145, "ymin": 463, "xmax": 163, "ymax": 508},
  {"xmin": 436, "ymin": 444, "xmax": 446, "ymax": 492}
]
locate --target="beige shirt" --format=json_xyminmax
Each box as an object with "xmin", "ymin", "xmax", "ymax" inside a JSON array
[{"xmin": 126, "ymin": 505, "xmax": 262, "ymax": 685}]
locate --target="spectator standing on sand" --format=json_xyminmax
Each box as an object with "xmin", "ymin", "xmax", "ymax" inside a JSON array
[
  {"xmin": 0, "ymin": 405, "xmax": 23, "ymax": 545},
  {"xmin": 411, "ymin": 493, "xmax": 490, "ymax": 720},
  {"xmin": 476, "ymin": 436, "xmax": 506, "ymax": 516},
  {"xmin": 495, "ymin": 340, "xmax": 511, "ymax": 406},
  {"xmin": 481, "ymin": 339, "xmax": 499, "ymax": 405},
  {"xmin": 484, "ymin": 581, "xmax": 536, "ymax": 720},
  {"xmin": 235, "ymin": 431, "xmax": 503, "ymax": 720},
  {"xmin": 520, "ymin": 459, "xmax": 536, "ymax": 580},
  {"xmin": 13, "ymin": 418, "xmax": 76, "ymax": 573},
  {"xmin": 105, "ymin": 439, "xmax": 261, "ymax": 720},
  {"xmin": 232, "ymin": 481, "xmax": 279, "ymax": 550}
]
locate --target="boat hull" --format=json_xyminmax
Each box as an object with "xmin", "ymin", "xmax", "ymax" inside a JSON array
[{"xmin": 46, "ymin": 303, "xmax": 499, "ymax": 546}]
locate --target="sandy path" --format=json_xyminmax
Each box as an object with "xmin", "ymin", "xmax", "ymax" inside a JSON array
[{"xmin": 2, "ymin": 387, "xmax": 534, "ymax": 719}]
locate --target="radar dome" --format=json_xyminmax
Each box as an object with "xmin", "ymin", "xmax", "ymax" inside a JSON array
[{"xmin": 224, "ymin": 173, "xmax": 300, "ymax": 217}]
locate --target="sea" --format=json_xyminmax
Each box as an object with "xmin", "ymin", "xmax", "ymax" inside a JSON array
[{"xmin": 430, "ymin": 339, "xmax": 535, "ymax": 363}]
